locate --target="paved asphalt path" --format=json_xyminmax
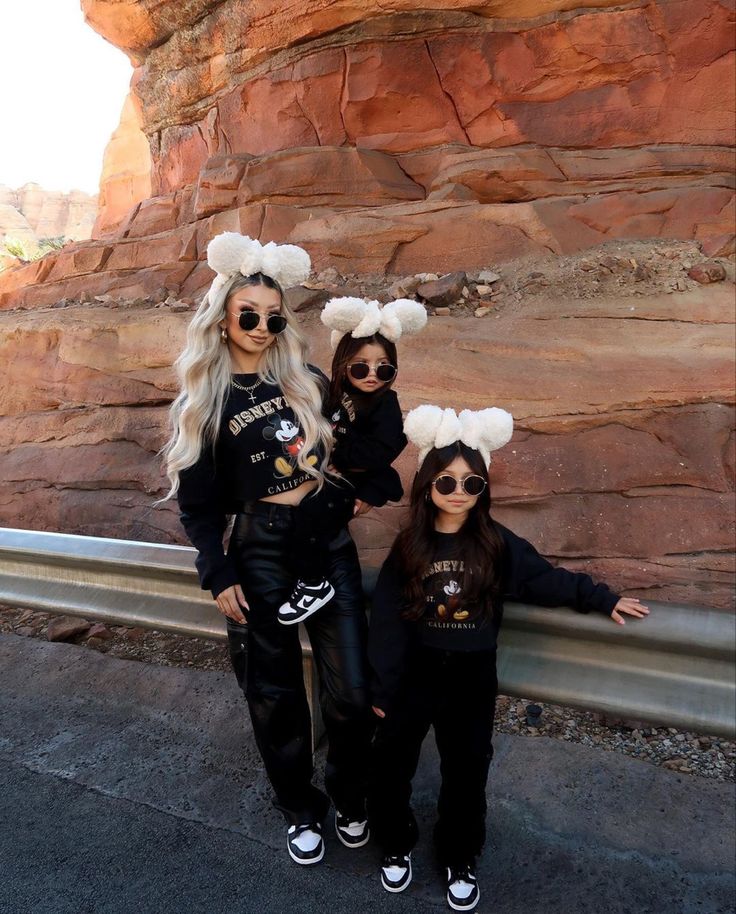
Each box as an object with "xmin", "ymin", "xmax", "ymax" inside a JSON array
[{"xmin": 1, "ymin": 633, "xmax": 733, "ymax": 914}]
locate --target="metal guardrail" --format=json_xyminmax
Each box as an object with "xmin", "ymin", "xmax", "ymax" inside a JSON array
[{"xmin": 0, "ymin": 527, "xmax": 734, "ymax": 738}]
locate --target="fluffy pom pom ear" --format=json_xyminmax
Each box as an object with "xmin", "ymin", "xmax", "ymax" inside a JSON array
[
  {"xmin": 404, "ymin": 404, "xmax": 447, "ymax": 465},
  {"xmin": 207, "ymin": 232, "xmax": 255, "ymax": 276},
  {"xmin": 321, "ymin": 297, "xmax": 371, "ymax": 333},
  {"xmin": 330, "ymin": 330, "xmax": 343, "ymax": 350},
  {"xmin": 272, "ymin": 243, "xmax": 311, "ymax": 288},
  {"xmin": 459, "ymin": 407, "xmax": 513, "ymax": 465},
  {"xmin": 382, "ymin": 299, "xmax": 427, "ymax": 339},
  {"xmin": 476, "ymin": 407, "xmax": 513, "ymax": 452}
]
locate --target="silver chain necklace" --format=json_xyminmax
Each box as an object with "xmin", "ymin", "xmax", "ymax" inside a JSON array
[{"xmin": 231, "ymin": 375, "xmax": 263, "ymax": 403}]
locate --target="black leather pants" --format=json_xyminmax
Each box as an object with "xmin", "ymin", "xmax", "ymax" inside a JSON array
[{"xmin": 226, "ymin": 501, "xmax": 373, "ymax": 826}]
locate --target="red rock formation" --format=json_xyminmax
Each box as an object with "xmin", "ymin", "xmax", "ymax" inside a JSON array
[
  {"xmin": 0, "ymin": 1, "xmax": 732, "ymax": 608},
  {"xmin": 94, "ymin": 92, "xmax": 153, "ymax": 237},
  {"xmin": 0, "ymin": 0, "xmax": 731, "ymax": 299}
]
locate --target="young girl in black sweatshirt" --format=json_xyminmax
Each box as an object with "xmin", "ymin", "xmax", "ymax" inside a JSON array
[
  {"xmin": 275, "ymin": 296, "xmax": 427, "ymax": 627},
  {"xmin": 367, "ymin": 404, "xmax": 649, "ymax": 912}
]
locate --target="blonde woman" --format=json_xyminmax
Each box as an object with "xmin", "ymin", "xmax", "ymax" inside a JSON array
[{"xmin": 163, "ymin": 233, "xmax": 372, "ymax": 864}]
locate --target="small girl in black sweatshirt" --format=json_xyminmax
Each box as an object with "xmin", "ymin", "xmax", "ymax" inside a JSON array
[
  {"xmin": 367, "ymin": 404, "xmax": 649, "ymax": 912},
  {"xmin": 276, "ymin": 297, "xmax": 426, "ymax": 626}
]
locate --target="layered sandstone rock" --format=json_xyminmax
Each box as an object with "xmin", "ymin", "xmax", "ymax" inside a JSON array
[
  {"xmin": 1, "ymin": 0, "xmax": 732, "ymax": 301},
  {"xmin": 0, "ymin": 285, "xmax": 733, "ymax": 607}
]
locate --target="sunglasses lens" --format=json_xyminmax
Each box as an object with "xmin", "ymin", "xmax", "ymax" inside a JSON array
[
  {"xmin": 434, "ymin": 475, "xmax": 457, "ymax": 496},
  {"xmin": 238, "ymin": 311, "xmax": 260, "ymax": 331},
  {"xmin": 237, "ymin": 312, "xmax": 287, "ymax": 333},
  {"xmin": 266, "ymin": 314, "xmax": 287, "ymax": 334},
  {"xmin": 463, "ymin": 475, "xmax": 486, "ymax": 496},
  {"xmin": 375, "ymin": 364, "xmax": 397, "ymax": 382},
  {"xmin": 348, "ymin": 363, "xmax": 370, "ymax": 380}
]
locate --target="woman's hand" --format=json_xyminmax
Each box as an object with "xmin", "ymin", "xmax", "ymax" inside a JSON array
[
  {"xmin": 372, "ymin": 706, "xmax": 386, "ymax": 719},
  {"xmin": 353, "ymin": 499, "xmax": 373, "ymax": 517},
  {"xmin": 215, "ymin": 584, "xmax": 249, "ymax": 624},
  {"xmin": 610, "ymin": 597, "xmax": 649, "ymax": 626}
]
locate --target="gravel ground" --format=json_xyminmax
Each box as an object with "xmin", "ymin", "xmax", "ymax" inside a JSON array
[{"xmin": 2, "ymin": 604, "xmax": 734, "ymax": 783}]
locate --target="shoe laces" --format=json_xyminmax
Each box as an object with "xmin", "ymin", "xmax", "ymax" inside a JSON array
[
  {"xmin": 449, "ymin": 863, "xmax": 476, "ymax": 884},
  {"xmin": 337, "ymin": 812, "xmax": 365, "ymax": 827},
  {"xmin": 292, "ymin": 822, "xmax": 320, "ymax": 837}
]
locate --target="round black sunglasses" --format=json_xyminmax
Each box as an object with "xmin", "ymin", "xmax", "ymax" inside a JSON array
[
  {"xmin": 432, "ymin": 474, "xmax": 487, "ymax": 497},
  {"xmin": 347, "ymin": 362, "xmax": 397, "ymax": 382},
  {"xmin": 238, "ymin": 310, "xmax": 288, "ymax": 334}
]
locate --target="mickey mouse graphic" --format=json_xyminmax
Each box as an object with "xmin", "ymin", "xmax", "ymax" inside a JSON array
[
  {"xmin": 263, "ymin": 414, "xmax": 318, "ymax": 477},
  {"xmin": 437, "ymin": 579, "xmax": 470, "ymax": 621}
]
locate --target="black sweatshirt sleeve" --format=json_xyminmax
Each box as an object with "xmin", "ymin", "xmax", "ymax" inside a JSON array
[
  {"xmin": 367, "ymin": 554, "xmax": 413, "ymax": 712},
  {"xmin": 498, "ymin": 523, "xmax": 619, "ymax": 616},
  {"xmin": 177, "ymin": 447, "xmax": 239, "ymax": 599},
  {"xmin": 307, "ymin": 364, "xmax": 330, "ymax": 415},
  {"xmin": 332, "ymin": 391, "xmax": 407, "ymax": 474}
]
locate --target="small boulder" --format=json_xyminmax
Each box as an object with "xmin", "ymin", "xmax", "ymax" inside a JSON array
[
  {"xmin": 687, "ymin": 261, "xmax": 727, "ymax": 284},
  {"xmin": 387, "ymin": 276, "xmax": 421, "ymax": 298},
  {"xmin": 417, "ymin": 272, "xmax": 467, "ymax": 308},
  {"xmin": 287, "ymin": 287, "xmax": 330, "ymax": 313},
  {"xmin": 317, "ymin": 267, "xmax": 341, "ymax": 285},
  {"xmin": 47, "ymin": 616, "xmax": 91, "ymax": 643}
]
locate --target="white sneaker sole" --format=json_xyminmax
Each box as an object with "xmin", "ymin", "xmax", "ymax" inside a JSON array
[
  {"xmin": 334, "ymin": 819, "xmax": 370, "ymax": 848},
  {"xmin": 278, "ymin": 585, "xmax": 335, "ymax": 626},
  {"xmin": 287, "ymin": 836, "xmax": 325, "ymax": 865},
  {"xmin": 447, "ymin": 890, "xmax": 479, "ymax": 911},
  {"xmin": 381, "ymin": 866, "xmax": 412, "ymax": 893}
]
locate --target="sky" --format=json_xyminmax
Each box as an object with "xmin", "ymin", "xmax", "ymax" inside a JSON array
[{"xmin": 0, "ymin": 1, "xmax": 133, "ymax": 194}]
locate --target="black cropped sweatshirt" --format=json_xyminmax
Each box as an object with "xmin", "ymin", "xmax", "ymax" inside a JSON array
[{"xmin": 177, "ymin": 368, "xmax": 327, "ymax": 598}]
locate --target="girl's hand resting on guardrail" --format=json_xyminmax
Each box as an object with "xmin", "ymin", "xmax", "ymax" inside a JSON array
[
  {"xmin": 215, "ymin": 584, "xmax": 249, "ymax": 624},
  {"xmin": 611, "ymin": 598, "xmax": 649, "ymax": 626}
]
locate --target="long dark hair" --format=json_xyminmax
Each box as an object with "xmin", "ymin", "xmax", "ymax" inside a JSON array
[
  {"xmin": 391, "ymin": 442, "xmax": 505, "ymax": 621},
  {"xmin": 327, "ymin": 332, "xmax": 398, "ymax": 414}
]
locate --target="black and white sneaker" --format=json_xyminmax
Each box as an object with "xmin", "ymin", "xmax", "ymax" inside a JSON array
[
  {"xmin": 446, "ymin": 863, "xmax": 479, "ymax": 911},
  {"xmin": 286, "ymin": 822, "xmax": 324, "ymax": 865},
  {"xmin": 335, "ymin": 811, "xmax": 370, "ymax": 848},
  {"xmin": 278, "ymin": 579, "xmax": 335, "ymax": 625},
  {"xmin": 380, "ymin": 854, "xmax": 412, "ymax": 893}
]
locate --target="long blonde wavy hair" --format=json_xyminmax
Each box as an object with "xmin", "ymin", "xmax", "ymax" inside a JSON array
[{"xmin": 162, "ymin": 273, "xmax": 333, "ymax": 499}]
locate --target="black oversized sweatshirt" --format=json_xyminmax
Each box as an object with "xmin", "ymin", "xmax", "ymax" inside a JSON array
[
  {"xmin": 329, "ymin": 386, "xmax": 407, "ymax": 506},
  {"xmin": 368, "ymin": 523, "xmax": 620, "ymax": 712}
]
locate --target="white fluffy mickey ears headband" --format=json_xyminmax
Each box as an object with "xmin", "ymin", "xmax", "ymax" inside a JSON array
[
  {"xmin": 321, "ymin": 297, "xmax": 427, "ymax": 349},
  {"xmin": 404, "ymin": 405, "xmax": 514, "ymax": 467},
  {"xmin": 206, "ymin": 232, "xmax": 311, "ymax": 299}
]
